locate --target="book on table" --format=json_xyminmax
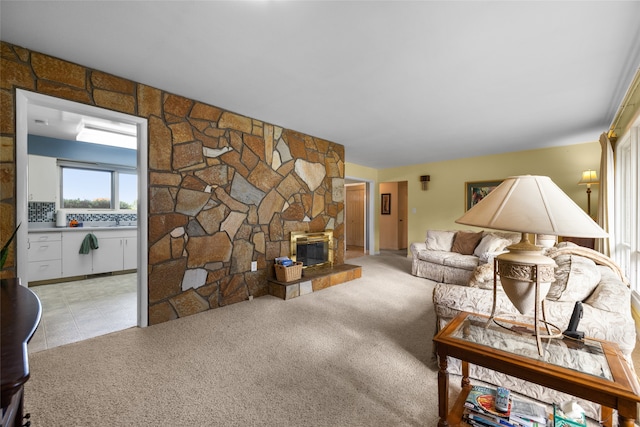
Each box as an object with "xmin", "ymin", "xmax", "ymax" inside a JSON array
[{"xmin": 463, "ymin": 385, "xmax": 548, "ymax": 427}]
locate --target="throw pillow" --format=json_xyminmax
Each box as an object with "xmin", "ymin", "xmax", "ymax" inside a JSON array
[
  {"xmin": 451, "ymin": 231, "xmax": 484, "ymax": 255},
  {"xmin": 473, "ymin": 234, "xmax": 512, "ymax": 263},
  {"xmin": 469, "ymin": 263, "xmax": 500, "ymax": 290},
  {"xmin": 547, "ymin": 254, "xmax": 601, "ymax": 302},
  {"xmin": 425, "ymin": 230, "xmax": 456, "ymax": 251}
]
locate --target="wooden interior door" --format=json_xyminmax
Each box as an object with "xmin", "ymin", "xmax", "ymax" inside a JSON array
[
  {"xmin": 398, "ymin": 181, "xmax": 408, "ymax": 250},
  {"xmin": 346, "ymin": 184, "xmax": 365, "ymax": 247}
]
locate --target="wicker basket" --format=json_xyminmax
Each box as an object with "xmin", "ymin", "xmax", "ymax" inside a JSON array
[{"xmin": 274, "ymin": 262, "xmax": 303, "ymax": 282}]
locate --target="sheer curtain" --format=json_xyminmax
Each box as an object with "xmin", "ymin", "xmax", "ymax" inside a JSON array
[{"xmin": 596, "ymin": 132, "xmax": 615, "ymax": 256}]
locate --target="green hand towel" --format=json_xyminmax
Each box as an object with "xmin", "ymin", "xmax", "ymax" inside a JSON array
[{"xmin": 79, "ymin": 233, "xmax": 99, "ymax": 254}]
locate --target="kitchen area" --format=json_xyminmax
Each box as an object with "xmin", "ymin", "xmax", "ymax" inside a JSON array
[{"xmin": 22, "ymin": 95, "xmax": 144, "ymax": 351}]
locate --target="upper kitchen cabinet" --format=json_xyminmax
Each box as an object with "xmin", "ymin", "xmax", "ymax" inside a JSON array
[{"xmin": 28, "ymin": 154, "xmax": 58, "ymax": 203}]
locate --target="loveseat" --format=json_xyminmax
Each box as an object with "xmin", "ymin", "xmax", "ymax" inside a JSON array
[
  {"xmin": 410, "ymin": 229, "xmax": 520, "ymax": 285},
  {"xmin": 433, "ymin": 242, "xmax": 636, "ymax": 422}
]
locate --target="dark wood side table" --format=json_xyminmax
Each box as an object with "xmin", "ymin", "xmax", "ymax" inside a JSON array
[
  {"xmin": 1, "ymin": 278, "xmax": 42, "ymax": 427},
  {"xmin": 433, "ymin": 311, "xmax": 640, "ymax": 427},
  {"xmin": 560, "ymin": 236, "xmax": 596, "ymax": 249}
]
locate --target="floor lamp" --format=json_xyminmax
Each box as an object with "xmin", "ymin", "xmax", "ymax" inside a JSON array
[
  {"xmin": 456, "ymin": 175, "xmax": 608, "ymax": 356},
  {"xmin": 578, "ymin": 170, "xmax": 599, "ymax": 217}
]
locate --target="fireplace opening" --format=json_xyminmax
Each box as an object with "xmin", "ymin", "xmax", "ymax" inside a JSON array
[{"xmin": 290, "ymin": 231, "xmax": 333, "ymax": 269}]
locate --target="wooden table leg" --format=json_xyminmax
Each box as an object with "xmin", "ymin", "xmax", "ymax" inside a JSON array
[
  {"xmin": 617, "ymin": 400, "xmax": 637, "ymax": 427},
  {"xmin": 601, "ymin": 406, "xmax": 613, "ymax": 427},
  {"xmin": 618, "ymin": 417, "xmax": 635, "ymax": 427},
  {"xmin": 437, "ymin": 351, "xmax": 450, "ymax": 427},
  {"xmin": 461, "ymin": 360, "xmax": 470, "ymax": 389}
]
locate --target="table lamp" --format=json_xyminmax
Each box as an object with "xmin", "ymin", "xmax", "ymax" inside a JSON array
[{"xmin": 455, "ymin": 175, "xmax": 608, "ymax": 355}]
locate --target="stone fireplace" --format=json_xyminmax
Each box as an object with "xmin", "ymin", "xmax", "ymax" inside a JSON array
[
  {"xmin": 269, "ymin": 229, "xmax": 360, "ymax": 300},
  {"xmin": 290, "ymin": 230, "xmax": 333, "ymax": 269}
]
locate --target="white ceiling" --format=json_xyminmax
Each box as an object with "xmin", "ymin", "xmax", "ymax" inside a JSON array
[{"xmin": 2, "ymin": 1, "xmax": 639, "ymax": 169}]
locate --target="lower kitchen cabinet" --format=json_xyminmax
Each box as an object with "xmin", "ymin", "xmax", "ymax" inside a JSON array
[
  {"xmin": 92, "ymin": 235, "xmax": 136, "ymax": 274},
  {"xmin": 61, "ymin": 232, "xmax": 94, "ymax": 277},
  {"xmin": 61, "ymin": 229, "xmax": 138, "ymax": 278},
  {"xmin": 123, "ymin": 237, "xmax": 137, "ymax": 270},
  {"xmin": 27, "ymin": 232, "xmax": 62, "ymax": 281}
]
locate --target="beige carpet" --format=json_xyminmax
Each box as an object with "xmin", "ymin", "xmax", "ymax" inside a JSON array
[{"xmin": 24, "ymin": 251, "xmax": 441, "ymax": 426}]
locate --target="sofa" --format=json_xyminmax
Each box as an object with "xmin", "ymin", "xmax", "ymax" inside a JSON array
[
  {"xmin": 432, "ymin": 241, "xmax": 636, "ymax": 422},
  {"xmin": 410, "ymin": 229, "xmax": 521, "ymax": 285}
]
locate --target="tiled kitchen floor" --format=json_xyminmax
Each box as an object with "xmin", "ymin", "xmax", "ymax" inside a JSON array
[{"xmin": 28, "ymin": 273, "xmax": 137, "ymax": 353}]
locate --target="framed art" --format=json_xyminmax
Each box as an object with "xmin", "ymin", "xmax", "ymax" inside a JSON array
[
  {"xmin": 381, "ymin": 193, "xmax": 391, "ymax": 215},
  {"xmin": 465, "ymin": 180, "xmax": 503, "ymax": 211}
]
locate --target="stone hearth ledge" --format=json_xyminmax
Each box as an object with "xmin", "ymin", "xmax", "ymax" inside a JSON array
[{"xmin": 267, "ymin": 264, "xmax": 362, "ymax": 300}]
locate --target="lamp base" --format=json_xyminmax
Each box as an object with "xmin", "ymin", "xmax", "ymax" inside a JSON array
[
  {"xmin": 488, "ymin": 245, "xmax": 561, "ymax": 356},
  {"xmin": 487, "ymin": 302, "xmax": 563, "ymax": 356}
]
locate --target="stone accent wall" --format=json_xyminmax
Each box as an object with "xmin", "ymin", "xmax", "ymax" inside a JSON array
[{"xmin": 0, "ymin": 41, "xmax": 345, "ymax": 324}]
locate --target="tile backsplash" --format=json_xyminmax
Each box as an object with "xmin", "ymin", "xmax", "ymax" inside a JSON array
[
  {"xmin": 28, "ymin": 202, "xmax": 137, "ymax": 225},
  {"xmin": 28, "ymin": 201, "xmax": 56, "ymax": 222}
]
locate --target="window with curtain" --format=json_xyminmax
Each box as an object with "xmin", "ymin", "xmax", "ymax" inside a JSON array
[{"xmin": 615, "ymin": 127, "xmax": 639, "ymax": 293}]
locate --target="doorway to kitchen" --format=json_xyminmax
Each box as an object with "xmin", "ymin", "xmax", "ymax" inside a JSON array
[{"xmin": 15, "ymin": 90, "xmax": 148, "ymax": 350}]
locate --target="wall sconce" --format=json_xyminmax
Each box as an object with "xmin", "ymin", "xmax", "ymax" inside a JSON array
[{"xmin": 420, "ymin": 175, "xmax": 430, "ymax": 191}]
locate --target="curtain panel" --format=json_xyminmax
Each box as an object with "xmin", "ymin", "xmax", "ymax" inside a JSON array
[{"xmin": 596, "ymin": 132, "xmax": 615, "ymax": 256}]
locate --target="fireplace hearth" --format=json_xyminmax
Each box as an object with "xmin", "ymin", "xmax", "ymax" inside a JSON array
[
  {"xmin": 269, "ymin": 230, "xmax": 360, "ymax": 300},
  {"xmin": 290, "ymin": 231, "xmax": 333, "ymax": 269}
]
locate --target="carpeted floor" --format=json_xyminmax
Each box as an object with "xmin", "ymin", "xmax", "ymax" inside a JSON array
[
  {"xmin": 21, "ymin": 251, "xmax": 640, "ymax": 426},
  {"xmin": 24, "ymin": 251, "xmax": 441, "ymax": 426}
]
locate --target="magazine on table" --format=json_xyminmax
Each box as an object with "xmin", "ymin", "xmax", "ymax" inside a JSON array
[
  {"xmin": 463, "ymin": 385, "xmax": 548, "ymax": 427},
  {"xmin": 464, "ymin": 385, "xmax": 511, "ymax": 420},
  {"xmin": 464, "ymin": 409, "xmax": 519, "ymax": 427},
  {"xmin": 509, "ymin": 398, "xmax": 547, "ymax": 425}
]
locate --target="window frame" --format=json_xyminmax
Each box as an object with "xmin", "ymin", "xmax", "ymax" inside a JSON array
[
  {"xmin": 58, "ymin": 160, "xmax": 137, "ymax": 211},
  {"xmin": 614, "ymin": 125, "xmax": 640, "ymax": 293}
]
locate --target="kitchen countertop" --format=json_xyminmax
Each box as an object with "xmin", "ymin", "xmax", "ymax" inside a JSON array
[{"xmin": 28, "ymin": 224, "xmax": 137, "ymax": 232}]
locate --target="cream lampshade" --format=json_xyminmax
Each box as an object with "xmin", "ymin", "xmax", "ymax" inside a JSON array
[{"xmin": 456, "ymin": 175, "xmax": 608, "ymax": 355}]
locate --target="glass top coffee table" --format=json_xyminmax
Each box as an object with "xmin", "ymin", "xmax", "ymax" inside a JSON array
[{"xmin": 433, "ymin": 311, "xmax": 640, "ymax": 427}]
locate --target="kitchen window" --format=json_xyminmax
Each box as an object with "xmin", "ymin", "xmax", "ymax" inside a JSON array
[{"xmin": 60, "ymin": 161, "xmax": 137, "ymax": 210}]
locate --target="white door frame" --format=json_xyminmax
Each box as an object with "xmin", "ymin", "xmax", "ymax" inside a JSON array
[{"xmin": 15, "ymin": 89, "xmax": 149, "ymax": 327}]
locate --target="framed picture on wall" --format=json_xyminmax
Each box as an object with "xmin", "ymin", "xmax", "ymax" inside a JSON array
[
  {"xmin": 465, "ymin": 180, "xmax": 503, "ymax": 211},
  {"xmin": 381, "ymin": 193, "xmax": 391, "ymax": 215}
]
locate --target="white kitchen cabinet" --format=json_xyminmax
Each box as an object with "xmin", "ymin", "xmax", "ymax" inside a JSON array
[
  {"xmin": 62, "ymin": 232, "xmax": 94, "ymax": 277},
  {"xmin": 92, "ymin": 236, "xmax": 125, "ymax": 274},
  {"xmin": 28, "ymin": 155, "xmax": 58, "ymax": 203},
  {"xmin": 28, "ymin": 232, "xmax": 62, "ymax": 281},
  {"xmin": 123, "ymin": 237, "xmax": 137, "ymax": 270},
  {"xmin": 62, "ymin": 229, "xmax": 138, "ymax": 277},
  {"xmin": 92, "ymin": 230, "xmax": 138, "ymax": 274}
]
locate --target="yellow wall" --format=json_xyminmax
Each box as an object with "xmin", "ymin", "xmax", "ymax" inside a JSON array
[
  {"xmin": 348, "ymin": 141, "xmax": 601, "ymax": 252},
  {"xmin": 345, "ymin": 163, "xmax": 378, "ymax": 182}
]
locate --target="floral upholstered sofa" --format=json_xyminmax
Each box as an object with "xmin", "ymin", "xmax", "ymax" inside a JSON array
[
  {"xmin": 410, "ymin": 229, "xmax": 520, "ymax": 285},
  {"xmin": 433, "ymin": 242, "xmax": 636, "ymax": 422}
]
